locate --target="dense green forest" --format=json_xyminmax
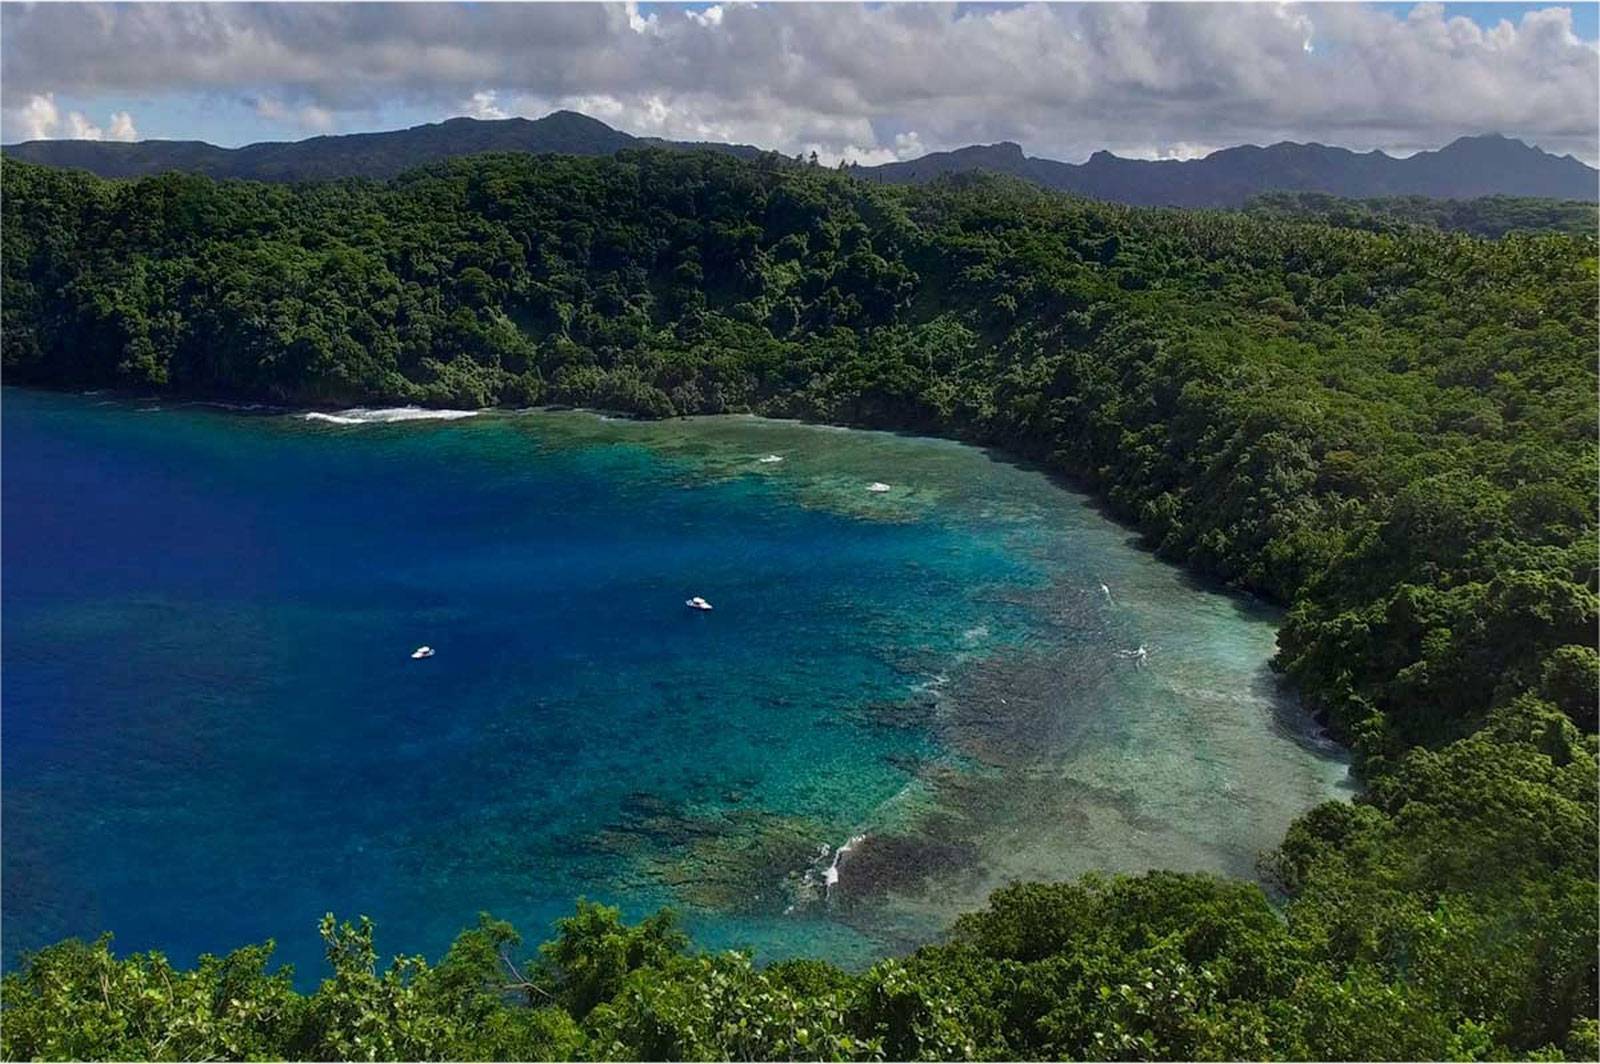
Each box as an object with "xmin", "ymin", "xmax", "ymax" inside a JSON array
[
  {"xmin": 2, "ymin": 151, "xmax": 1596, "ymax": 1061},
  {"xmin": 1244, "ymin": 191, "xmax": 1599, "ymax": 239}
]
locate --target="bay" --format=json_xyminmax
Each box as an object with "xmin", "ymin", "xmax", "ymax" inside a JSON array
[{"xmin": 1, "ymin": 389, "xmax": 1351, "ymax": 980}]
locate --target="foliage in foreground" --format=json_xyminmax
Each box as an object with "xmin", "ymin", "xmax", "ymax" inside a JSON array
[
  {"xmin": 7, "ymin": 847, "xmax": 1596, "ymax": 1061},
  {"xmin": 5, "ymin": 699, "xmax": 1594, "ymax": 1061},
  {"xmin": 2, "ymin": 151, "xmax": 1595, "ymax": 1060}
]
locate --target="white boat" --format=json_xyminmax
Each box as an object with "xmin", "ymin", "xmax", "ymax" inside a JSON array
[
  {"xmin": 867, "ymin": 482, "xmax": 892, "ymax": 493},
  {"xmin": 410, "ymin": 645, "xmax": 435, "ymax": 659},
  {"xmin": 757, "ymin": 454, "xmax": 784, "ymax": 464},
  {"xmin": 685, "ymin": 596, "xmax": 714, "ymax": 611}
]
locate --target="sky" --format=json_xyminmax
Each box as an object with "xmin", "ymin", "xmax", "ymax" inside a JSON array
[{"xmin": 2, "ymin": 2, "xmax": 1597, "ymax": 166}]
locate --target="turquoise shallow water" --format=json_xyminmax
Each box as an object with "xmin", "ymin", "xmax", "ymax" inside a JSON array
[{"xmin": 2, "ymin": 389, "xmax": 1352, "ymax": 980}]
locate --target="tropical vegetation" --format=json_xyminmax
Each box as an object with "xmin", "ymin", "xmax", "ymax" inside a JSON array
[
  {"xmin": 2, "ymin": 150, "xmax": 1595, "ymax": 1060},
  {"xmin": 1243, "ymin": 191, "xmax": 1597, "ymax": 238}
]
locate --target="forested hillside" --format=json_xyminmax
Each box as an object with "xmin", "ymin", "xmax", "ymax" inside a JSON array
[
  {"xmin": 0, "ymin": 111, "xmax": 763, "ymax": 182},
  {"xmin": 3, "ymin": 151, "xmax": 1596, "ymax": 1061},
  {"xmin": 10, "ymin": 114, "xmax": 1595, "ymax": 204},
  {"xmin": 854, "ymin": 132, "xmax": 1600, "ymax": 206},
  {"xmin": 1244, "ymin": 191, "xmax": 1598, "ymax": 238}
]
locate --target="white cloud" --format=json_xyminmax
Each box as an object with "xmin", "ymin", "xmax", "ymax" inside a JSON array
[
  {"xmin": 65, "ymin": 111, "xmax": 103, "ymax": 139},
  {"xmin": 2, "ymin": 3, "xmax": 1595, "ymax": 163},
  {"xmin": 107, "ymin": 111, "xmax": 139, "ymax": 140},
  {"xmin": 893, "ymin": 131, "xmax": 924, "ymax": 159},
  {"xmin": 824, "ymin": 131, "xmax": 926, "ymax": 167},
  {"xmin": 1120, "ymin": 140, "xmax": 1220, "ymax": 162},
  {"xmin": 463, "ymin": 90, "xmax": 507, "ymax": 120},
  {"xmin": 298, "ymin": 105, "xmax": 334, "ymax": 133},
  {"xmin": 9, "ymin": 91, "xmax": 138, "ymax": 141},
  {"xmin": 686, "ymin": 5, "xmax": 723, "ymax": 29},
  {"xmin": 624, "ymin": 1, "xmax": 656, "ymax": 35},
  {"xmin": 17, "ymin": 93, "xmax": 60, "ymax": 140},
  {"xmin": 254, "ymin": 95, "xmax": 336, "ymax": 133}
]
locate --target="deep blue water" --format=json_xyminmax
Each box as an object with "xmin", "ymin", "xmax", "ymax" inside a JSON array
[{"xmin": 2, "ymin": 389, "xmax": 1350, "ymax": 982}]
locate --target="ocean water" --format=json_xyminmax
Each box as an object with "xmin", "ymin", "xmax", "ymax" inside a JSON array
[{"xmin": 2, "ymin": 389, "xmax": 1352, "ymax": 981}]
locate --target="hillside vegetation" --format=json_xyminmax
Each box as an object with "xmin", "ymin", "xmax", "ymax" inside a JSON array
[
  {"xmin": 1244, "ymin": 191, "xmax": 1598, "ymax": 239},
  {"xmin": 9, "ymin": 116, "xmax": 1595, "ymax": 204},
  {"xmin": 2, "ymin": 151, "xmax": 1596, "ymax": 1060}
]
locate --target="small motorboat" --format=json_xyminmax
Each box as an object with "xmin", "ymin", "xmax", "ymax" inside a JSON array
[
  {"xmin": 757, "ymin": 454, "xmax": 784, "ymax": 464},
  {"xmin": 685, "ymin": 596, "xmax": 714, "ymax": 611},
  {"xmin": 867, "ymin": 482, "xmax": 892, "ymax": 493},
  {"xmin": 411, "ymin": 645, "xmax": 436, "ymax": 659}
]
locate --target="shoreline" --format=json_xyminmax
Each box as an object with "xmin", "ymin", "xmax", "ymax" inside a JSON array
[
  {"xmin": 27, "ymin": 381, "xmax": 1301, "ymax": 604},
  {"xmin": 4, "ymin": 383, "xmax": 1359, "ymax": 978},
  {"xmin": 21, "ymin": 380, "xmax": 1346, "ymax": 743}
]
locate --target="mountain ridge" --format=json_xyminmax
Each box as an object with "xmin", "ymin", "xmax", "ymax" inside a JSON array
[
  {"xmin": 5, "ymin": 110, "xmax": 1594, "ymax": 205},
  {"xmin": 857, "ymin": 131, "xmax": 1598, "ymax": 204}
]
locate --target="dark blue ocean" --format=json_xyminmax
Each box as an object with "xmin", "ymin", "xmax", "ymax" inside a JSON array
[{"xmin": 2, "ymin": 389, "xmax": 1350, "ymax": 982}]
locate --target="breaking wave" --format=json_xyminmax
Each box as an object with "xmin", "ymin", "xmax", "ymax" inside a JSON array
[{"xmin": 301, "ymin": 407, "xmax": 481, "ymax": 425}]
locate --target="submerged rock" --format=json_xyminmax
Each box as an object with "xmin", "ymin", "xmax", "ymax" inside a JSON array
[{"xmin": 588, "ymin": 792, "xmax": 830, "ymax": 916}]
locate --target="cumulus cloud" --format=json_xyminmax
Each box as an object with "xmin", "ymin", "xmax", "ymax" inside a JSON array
[
  {"xmin": 10, "ymin": 92, "xmax": 138, "ymax": 141},
  {"xmin": 16, "ymin": 93, "xmax": 61, "ymax": 141},
  {"xmin": 107, "ymin": 111, "xmax": 139, "ymax": 140},
  {"xmin": 685, "ymin": 5, "xmax": 725, "ymax": 29},
  {"xmin": 463, "ymin": 90, "xmax": 508, "ymax": 120},
  {"xmin": 1, "ymin": 2, "xmax": 1595, "ymax": 162},
  {"xmin": 253, "ymin": 95, "xmax": 336, "ymax": 133}
]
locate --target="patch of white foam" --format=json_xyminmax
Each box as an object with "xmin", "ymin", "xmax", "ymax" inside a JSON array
[
  {"xmin": 789, "ymin": 833, "xmax": 870, "ymax": 911},
  {"xmin": 301, "ymin": 407, "xmax": 480, "ymax": 425},
  {"xmin": 823, "ymin": 834, "xmax": 868, "ymax": 893}
]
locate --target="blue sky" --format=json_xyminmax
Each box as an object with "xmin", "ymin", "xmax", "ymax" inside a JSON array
[
  {"xmin": 4, "ymin": 2, "xmax": 1597, "ymax": 163},
  {"xmin": 1375, "ymin": 1, "xmax": 1597, "ymax": 35}
]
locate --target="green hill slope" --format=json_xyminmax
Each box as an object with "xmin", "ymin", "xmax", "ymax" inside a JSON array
[{"xmin": 3, "ymin": 151, "xmax": 1595, "ymax": 1061}]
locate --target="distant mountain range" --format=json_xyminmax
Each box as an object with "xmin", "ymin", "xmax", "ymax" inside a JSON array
[
  {"xmin": 855, "ymin": 135, "xmax": 1598, "ymax": 206},
  {"xmin": 0, "ymin": 111, "xmax": 762, "ymax": 183},
  {"xmin": 5, "ymin": 109, "xmax": 1595, "ymax": 206}
]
